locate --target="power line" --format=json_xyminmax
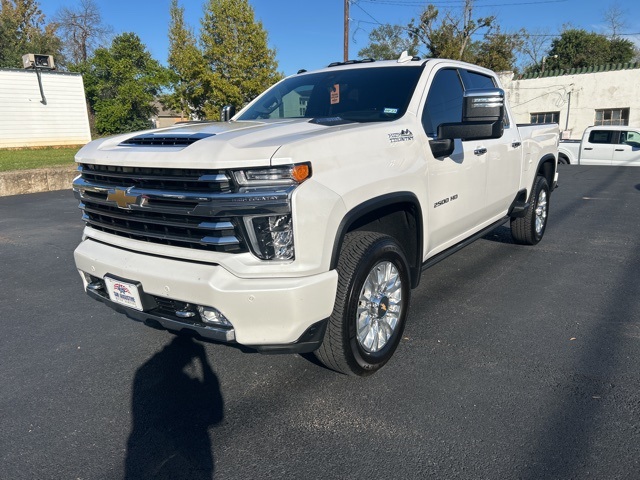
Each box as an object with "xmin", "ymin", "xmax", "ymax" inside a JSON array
[
  {"xmin": 351, "ymin": 1, "xmax": 384, "ymax": 27},
  {"xmin": 360, "ymin": 0, "xmax": 569, "ymax": 6}
]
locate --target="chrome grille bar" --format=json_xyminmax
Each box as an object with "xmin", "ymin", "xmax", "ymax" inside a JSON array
[{"xmin": 78, "ymin": 164, "xmax": 232, "ymax": 193}]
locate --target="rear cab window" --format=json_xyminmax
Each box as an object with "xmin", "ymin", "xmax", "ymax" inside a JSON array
[{"xmin": 588, "ymin": 130, "xmax": 616, "ymax": 144}]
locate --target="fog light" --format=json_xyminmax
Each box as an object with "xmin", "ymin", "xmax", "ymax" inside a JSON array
[{"xmin": 198, "ymin": 306, "xmax": 232, "ymax": 327}]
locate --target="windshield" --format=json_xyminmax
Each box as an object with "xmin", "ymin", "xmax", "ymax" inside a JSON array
[{"xmin": 237, "ymin": 66, "xmax": 424, "ymax": 123}]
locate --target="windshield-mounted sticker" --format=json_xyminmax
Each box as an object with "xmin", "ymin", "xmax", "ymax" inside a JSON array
[
  {"xmin": 330, "ymin": 84, "xmax": 340, "ymax": 104},
  {"xmin": 388, "ymin": 129, "xmax": 413, "ymax": 143},
  {"xmin": 384, "ymin": 108, "xmax": 399, "ymax": 115}
]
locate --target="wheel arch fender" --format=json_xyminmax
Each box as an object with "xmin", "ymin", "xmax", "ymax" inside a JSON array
[
  {"xmin": 536, "ymin": 153, "xmax": 557, "ymax": 191},
  {"xmin": 330, "ymin": 192, "xmax": 423, "ymax": 289}
]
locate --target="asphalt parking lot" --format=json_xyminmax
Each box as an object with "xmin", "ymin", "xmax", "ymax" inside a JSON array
[{"xmin": 1, "ymin": 165, "xmax": 639, "ymax": 479}]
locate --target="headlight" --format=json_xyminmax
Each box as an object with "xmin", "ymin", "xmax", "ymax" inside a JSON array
[
  {"xmin": 244, "ymin": 214, "xmax": 294, "ymax": 260},
  {"xmin": 233, "ymin": 163, "xmax": 311, "ymax": 186}
]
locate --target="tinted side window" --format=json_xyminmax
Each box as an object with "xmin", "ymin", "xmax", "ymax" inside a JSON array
[
  {"xmin": 462, "ymin": 70, "xmax": 495, "ymax": 89},
  {"xmin": 422, "ymin": 69, "xmax": 463, "ymax": 136},
  {"xmin": 620, "ymin": 131, "xmax": 640, "ymax": 147},
  {"xmin": 588, "ymin": 130, "xmax": 615, "ymax": 144},
  {"xmin": 462, "ymin": 69, "xmax": 510, "ymax": 127}
]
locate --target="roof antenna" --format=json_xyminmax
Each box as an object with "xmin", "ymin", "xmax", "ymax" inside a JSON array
[{"xmin": 397, "ymin": 50, "xmax": 413, "ymax": 64}]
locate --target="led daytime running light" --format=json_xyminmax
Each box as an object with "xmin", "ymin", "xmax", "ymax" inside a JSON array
[{"xmin": 233, "ymin": 163, "xmax": 311, "ymax": 186}]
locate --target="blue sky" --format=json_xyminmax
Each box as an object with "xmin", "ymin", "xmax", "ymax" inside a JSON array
[{"xmin": 39, "ymin": 0, "xmax": 640, "ymax": 76}]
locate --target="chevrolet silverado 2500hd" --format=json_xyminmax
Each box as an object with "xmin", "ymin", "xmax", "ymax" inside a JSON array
[
  {"xmin": 558, "ymin": 126, "xmax": 640, "ymax": 165},
  {"xmin": 73, "ymin": 55, "xmax": 559, "ymax": 375}
]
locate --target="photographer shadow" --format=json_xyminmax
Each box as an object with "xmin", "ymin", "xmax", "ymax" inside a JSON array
[{"xmin": 125, "ymin": 334, "xmax": 224, "ymax": 480}]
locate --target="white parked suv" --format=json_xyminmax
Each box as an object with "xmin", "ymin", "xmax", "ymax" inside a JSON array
[{"xmin": 73, "ymin": 55, "xmax": 559, "ymax": 375}]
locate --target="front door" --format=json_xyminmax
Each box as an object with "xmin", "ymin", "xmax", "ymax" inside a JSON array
[
  {"xmin": 420, "ymin": 67, "xmax": 486, "ymax": 254},
  {"xmin": 613, "ymin": 130, "xmax": 640, "ymax": 166}
]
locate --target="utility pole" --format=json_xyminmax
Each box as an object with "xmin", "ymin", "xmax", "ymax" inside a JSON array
[{"xmin": 344, "ymin": 0, "xmax": 349, "ymax": 61}]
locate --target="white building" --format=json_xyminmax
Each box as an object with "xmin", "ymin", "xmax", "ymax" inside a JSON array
[
  {"xmin": 0, "ymin": 68, "xmax": 91, "ymax": 148},
  {"xmin": 499, "ymin": 62, "xmax": 640, "ymax": 139}
]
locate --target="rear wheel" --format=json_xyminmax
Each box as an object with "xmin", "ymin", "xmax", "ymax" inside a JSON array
[
  {"xmin": 510, "ymin": 175, "xmax": 549, "ymax": 245},
  {"xmin": 315, "ymin": 232, "xmax": 411, "ymax": 376}
]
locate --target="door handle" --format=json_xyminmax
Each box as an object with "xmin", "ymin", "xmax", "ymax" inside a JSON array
[
  {"xmin": 474, "ymin": 147, "xmax": 487, "ymax": 156},
  {"xmin": 615, "ymin": 148, "xmax": 624, "ymax": 151},
  {"xmin": 584, "ymin": 147, "xmax": 593, "ymax": 150},
  {"xmin": 512, "ymin": 142, "xmax": 521, "ymax": 148}
]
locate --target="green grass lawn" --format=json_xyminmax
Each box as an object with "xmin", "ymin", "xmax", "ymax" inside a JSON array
[{"xmin": 0, "ymin": 146, "xmax": 79, "ymax": 172}]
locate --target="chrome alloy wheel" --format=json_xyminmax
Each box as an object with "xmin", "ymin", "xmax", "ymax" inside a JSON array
[
  {"xmin": 535, "ymin": 189, "xmax": 548, "ymax": 236},
  {"xmin": 356, "ymin": 261, "xmax": 403, "ymax": 353}
]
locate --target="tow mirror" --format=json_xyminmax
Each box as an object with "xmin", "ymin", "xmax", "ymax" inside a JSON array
[
  {"xmin": 221, "ymin": 105, "xmax": 236, "ymax": 122},
  {"xmin": 463, "ymin": 88, "xmax": 504, "ymax": 123},
  {"xmin": 429, "ymin": 88, "xmax": 505, "ymax": 158}
]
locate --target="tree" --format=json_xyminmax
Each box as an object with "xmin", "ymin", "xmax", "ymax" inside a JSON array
[
  {"xmin": 519, "ymin": 28, "xmax": 553, "ymax": 73},
  {"xmin": 545, "ymin": 29, "xmax": 636, "ymax": 71},
  {"xmin": 409, "ymin": 0, "xmax": 494, "ymax": 62},
  {"xmin": 476, "ymin": 29, "xmax": 523, "ymax": 72},
  {"xmin": 358, "ymin": 24, "xmax": 418, "ymax": 60},
  {"xmin": 603, "ymin": 4, "xmax": 627, "ymax": 38},
  {"xmin": 608, "ymin": 37, "xmax": 637, "ymax": 64},
  {"xmin": 165, "ymin": 0, "xmax": 207, "ymax": 119},
  {"xmin": 0, "ymin": 0, "xmax": 62, "ymax": 68},
  {"xmin": 54, "ymin": 0, "xmax": 111, "ymax": 66},
  {"xmin": 601, "ymin": 5, "xmax": 640, "ymax": 63},
  {"xmin": 200, "ymin": 0, "xmax": 282, "ymax": 118},
  {"xmin": 81, "ymin": 33, "xmax": 169, "ymax": 135}
]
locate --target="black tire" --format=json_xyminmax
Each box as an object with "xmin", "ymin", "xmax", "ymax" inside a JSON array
[
  {"xmin": 558, "ymin": 155, "xmax": 569, "ymax": 165},
  {"xmin": 510, "ymin": 175, "xmax": 550, "ymax": 245},
  {"xmin": 315, "ymin": 232, "xmax": 411, "ymax": 376}
]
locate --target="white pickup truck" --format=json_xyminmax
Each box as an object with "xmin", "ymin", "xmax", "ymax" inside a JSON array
[
  {"xmin": 73, "ymin": 55, "xmax": 559, "ymax": 375},
  {"xmin": 558, "ymin": 126, "xmax": 640, "ymax": 166}
]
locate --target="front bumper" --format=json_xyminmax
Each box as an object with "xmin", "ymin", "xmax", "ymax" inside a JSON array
[{"xmin": 74, "ymin": 239, "xmax": 338, "ymax": 351}]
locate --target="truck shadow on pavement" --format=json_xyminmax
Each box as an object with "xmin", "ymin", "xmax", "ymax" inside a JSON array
[{"xmin": 124, "ymin": 335, "xmax": 224, "ymax": 480}]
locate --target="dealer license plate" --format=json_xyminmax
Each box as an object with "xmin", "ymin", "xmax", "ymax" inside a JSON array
[{"xmin": 104, "ymin": 277, "xmax": 144, "ymax": 311}]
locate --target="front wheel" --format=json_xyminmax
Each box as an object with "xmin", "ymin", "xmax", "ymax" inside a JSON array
[
  {"xmin": 315, "ymin": 232, "xmax": 411, "ymax": 376},
  {"xmin": 510, "ymin": 175, "xmax": 550, "ymax": 245}
]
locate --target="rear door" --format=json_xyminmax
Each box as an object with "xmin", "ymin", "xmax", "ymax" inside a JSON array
[{"xmin": 612, "ymin": 130, "xmax": 640, "ymax": 166}]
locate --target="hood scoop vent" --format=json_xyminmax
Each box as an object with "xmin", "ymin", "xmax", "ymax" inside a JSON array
[{"xmin": 120, "ymin": 132, "xmax": 215, "ymax": 147}]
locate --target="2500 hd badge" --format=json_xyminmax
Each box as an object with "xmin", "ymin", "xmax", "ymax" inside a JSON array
[{"xmin": 434, "ymin": 194, "xmax": 459, "ymax": 209}]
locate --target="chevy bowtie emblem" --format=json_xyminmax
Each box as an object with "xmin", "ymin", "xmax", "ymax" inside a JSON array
[
  {"xmin": 107, "ymin": 188, "xmax": 139, "ymax": 209},
  {"xmin": 380, "ymin": 303, "xmax": 387, "ymax": 312}
]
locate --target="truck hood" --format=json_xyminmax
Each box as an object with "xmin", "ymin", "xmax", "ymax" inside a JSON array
[{"xmin": 76, "ymin": 118, "xmax": 369, "ymax": 169}]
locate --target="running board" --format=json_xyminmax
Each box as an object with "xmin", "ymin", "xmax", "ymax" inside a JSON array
[{"xmin": 421, "ymin": 217, "xmax": 509, "ymax": 272}]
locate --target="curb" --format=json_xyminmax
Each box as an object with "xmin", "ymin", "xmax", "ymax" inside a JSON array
[{"xmin": 0, "ymin": 165, "xmax": 78, "ymax": 197}]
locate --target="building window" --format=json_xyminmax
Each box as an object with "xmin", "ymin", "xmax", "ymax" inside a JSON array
[
  {"xmin": 595, "ymin": 108, "xmax": 629, "ymax": 126},
  {"xmin": 299, "ymin": 97, "xmax": 308, "ymax": 117},
  {"xmin": 530, "ymin": 112, "xmax": 559, "ymax": 124}
]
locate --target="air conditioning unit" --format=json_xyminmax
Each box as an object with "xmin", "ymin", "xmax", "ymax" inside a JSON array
[{"xmin": 22, "ymin": 54, "xmax": 55, "ymax": 70}]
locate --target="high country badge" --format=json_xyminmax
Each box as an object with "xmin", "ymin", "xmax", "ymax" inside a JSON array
[{"xmin": 388, "ymin": 129, "xmax": 414, "ymax": 143}]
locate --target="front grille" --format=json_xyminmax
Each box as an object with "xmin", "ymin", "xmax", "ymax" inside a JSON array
[
  {"xmin": 74, "ymin": 163, "xmax": 293, "ymax": 257},
  {"xmin": 80, "ymin": 164, "xmax": 232, "ymax": 193},
  {"xmin": 81, "ymin": 202, "xmax": 243, "ymax": 252},
  {"xmin": 75, "ymin": 164, "xmax": 248, "ymax": 253}
]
